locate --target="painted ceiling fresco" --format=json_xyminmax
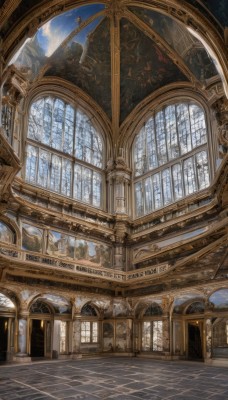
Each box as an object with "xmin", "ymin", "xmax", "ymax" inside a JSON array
[
  {"xmin": 120, "ymin": 19, "xmax": 188, "ymax": 123},
  {"xmin": 10, "ymin": 4, "xmax": 111, "ymax": 118},
  {"xmin": 8, "ymin": 2, "xmax": 222, "ymax": 124},
  {"xmin": 46, "ymin": 17, "xmax": 111, "ymax": 119},
  {"xmin": 129, "ymin": 7, "xmax": 218, "ymax": 83}
]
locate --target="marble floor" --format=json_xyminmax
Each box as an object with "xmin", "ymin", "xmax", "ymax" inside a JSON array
[{"xmin": 0, "ymin": 358, "xmax": 228, "ymax": 400}]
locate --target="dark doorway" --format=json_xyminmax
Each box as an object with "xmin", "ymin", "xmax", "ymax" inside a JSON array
[
  {"xmin": 0, "ymin": 317, "xmax": 8, "ymax": 361},
  {"xmin": 31, "ymin": 320, "xmax": 44, "ymax": 357},
  {"xmin": 188, "ymin": 322, "xmax": 203, "ymax": 360}
]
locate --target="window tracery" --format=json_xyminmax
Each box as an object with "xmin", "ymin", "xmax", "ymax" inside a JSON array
[
  {"xmin": 25, "ymin": 97, "xmax": 104, "ymax": 208},
  {"xmin": 133, "ymin": 101, "xmax": 210, "ymax": 217}
]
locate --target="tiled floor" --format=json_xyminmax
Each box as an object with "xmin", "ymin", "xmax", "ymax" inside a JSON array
[{"xmin": 0, "ymin": 357, "xmax": 228, "ymax": 399}]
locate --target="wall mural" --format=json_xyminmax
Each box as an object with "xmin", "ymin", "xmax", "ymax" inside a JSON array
[
  {"xmin": 103, "ymin": 322, "xmax": 114, "ymax": 351},
  {"xmin": 47, "ymin": 231, "xmax": 75, "ymax": 258},
  {"xmin": 120, "ymin": 19, "xmax": 187, "ymax": 123},
  {"xmin": 21, "ymin": 222, "xmax": 112, "ymax": 268},
  {"xmin": 22, "ymin": 223, "xmax": 43, "ymax": 253},
  {"xmin": 129, "ymin": 7, "xmax": 218, "ymax": 83},
  {"xmin": 0, "ymin": 222, "xmax": 14, "ymax": 244},
  {"xmin": 47, "ymin": 231, "xmax": 112, "ymax": 269}
]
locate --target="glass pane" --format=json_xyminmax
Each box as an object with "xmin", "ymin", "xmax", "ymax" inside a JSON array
[
  {"xmin": 152, "ymin": 321, "xmax": 163, "ymax": 351},
  {"xmin": 93, "ymin": 171, "xmax": 102, "ymax": 207},
  {"xmin": 26, "ymin": 145, "xmax": 38, "ymax": 183},
  {"xmin": 92, "ymin": 322, "xmax": 98, "ymax": 343},
  {"xmin": 75, "ymin": 110, "xmax": 85, "ymax": 160},
  {"xmin": 152, "ymin": 173, "xmax": 162, "ymax": 209},
  {"xmin": 196, "ymin": 150, "xmax": 210, "ymax": 189},
  {"xmin": 134, "ymin": 127, "xmax": 146, "ymax": 177},
  {"xmin": 165, "ymin": 105, "xmax": 179, "ymax": 160},
  {"xmin": 75, "ymin": 110, "xmax": 103, "ymax": 168},
  {"xmin": 176, "ymin": 103, "xmax": 192, "ymax": 155},
  {"xmin": 84, "ymin": 122, "xmax": 93, "ymax": 165},
  {"xmin": 50, "ymin": 154, "xmax": 61, "ymax": 192},
  {"xmin": 61, "ymin": 159, "xmax": 72, "ymax": 197},
  {"xmin": 135, "ymin": 181, "xmax": 143, "ymax": 217},
  {"xmin": 43, "ymin": 97, "xmax": 53, "ymax": 146},
  {"xmin": 183, "ymin": 156, "xmax": 197, "ymax": 195},
  {"xmin": 172, "ymin": 163, "xmax": 183, "ymax": 200},
  {"xmin": 144, "ymin": 176, "xmax": 153, "ymax": 214},
  {"xmin": 190, "ymin": 104, "xmax": 207, "ymax": 148},
  {"xmin": 81, "ymin": 321, "xmax": 91, "ymax": 343},
  {"xmin": 52, "ymin": 98, "xmax": 64, "ymax": 150},
  {"xmin": 82, "ymin": 167, "xmax": 92, "ymax": 204},
  {"xmin": 155, "ymin": 111, "xmax": 167, "ymax": 165},
  {"xmin": 38, "ymin": 149, "xmax": 50, "ymax": 187},
  {"xmin": 93, "ymin": 133, "xmax": 103, "ymax": 168},
  {"xmin": 162, "ymin": 168, "xmax": 172, "ymax": 205},
  {"xmin": 28, "ymin": 99, "xmax": 44, "ymax": 141},
  {"xmin": 73, "ymin": 164, "xmax": 82, "ymax": 200},
  {"xmin": 63, "ymin": 104, "xmax": 74, "ymax": 154},
  {"xmin": 142, "ymin": 321, "xmax": 151, "ymax": 351},
  {"xmin": 146, "ymin": 118, "xmax": 158, "ymax": 170}
]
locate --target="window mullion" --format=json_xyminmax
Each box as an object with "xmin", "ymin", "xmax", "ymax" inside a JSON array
[{"xmin": 175, "ymin": 104, "xmax": 181, "ymax": 159}]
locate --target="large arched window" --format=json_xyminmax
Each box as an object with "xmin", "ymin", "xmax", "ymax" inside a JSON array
[
  {"xmin": 25, "ymin": 97, "xmax": 104, "ymax": 208},
  {"xmin": 133, "ymin": 101, "xmax": 210, "ymax": 217}
]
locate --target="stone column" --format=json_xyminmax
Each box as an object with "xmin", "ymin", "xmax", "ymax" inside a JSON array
[
  {"xmin": 205, "ymin": 318, "xmax": 212, "ymax": 363},
  {"xmin": 163, "ymin": 315, "xmax": 171, "ymax": 358},
  {"xmin": 72, "ymin": 313, "xmax": 82, "ymax": 359},
  {"xmin": 14, "ymin": 312, "xmax": 31, "ymax": 362}
]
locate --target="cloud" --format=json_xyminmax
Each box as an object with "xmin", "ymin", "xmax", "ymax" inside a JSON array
[{"xmin": 40, "ymin": 20, "xmax": 67, "ymax": 57}]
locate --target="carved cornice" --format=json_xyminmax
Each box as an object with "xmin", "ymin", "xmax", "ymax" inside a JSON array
[{"xmin": 0, "ymin": 130, "xmax": 21, "ymax": 204}]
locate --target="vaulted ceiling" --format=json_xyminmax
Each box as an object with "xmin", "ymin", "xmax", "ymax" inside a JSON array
[{"xmin": 1, "ymin": 0, "xmax": 228, "ymax": 137}]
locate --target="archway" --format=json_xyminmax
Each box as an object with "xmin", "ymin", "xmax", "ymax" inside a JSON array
[
  {"xmin": 186, "ymin": 301, "xmax": 205, "ymax": 361},
  {"xmin": 0, "ymin": 292, "xmax": 16, "ymax": 361},
  {"xmin": 188, "ymin": 321, "xmax": 203, "ymax": 360},
  {"xmin": 30, "ymin": 300, "xmax": 52, "ymax": 358}
]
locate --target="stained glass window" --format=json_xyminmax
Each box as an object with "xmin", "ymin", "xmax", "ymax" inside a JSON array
[
  {"xmin": 134, "ymin": 101, "xmax": 210, "ymax": 217},
  {"xmin": 25, "ymin": 96, "xmax": 104, "ymax": 208}
]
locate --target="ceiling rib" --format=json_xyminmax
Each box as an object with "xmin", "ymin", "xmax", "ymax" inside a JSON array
[
  {"xmin": 125, "ymin": 9, "xmax": 197, "ymax": 85},
  {"xmin": 109, "ymin": 0, "xmax": 121, "ymax": 143},
  {"xmin": 38, "ymin": 10, "xmax": 106, "ymax": 80}
]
